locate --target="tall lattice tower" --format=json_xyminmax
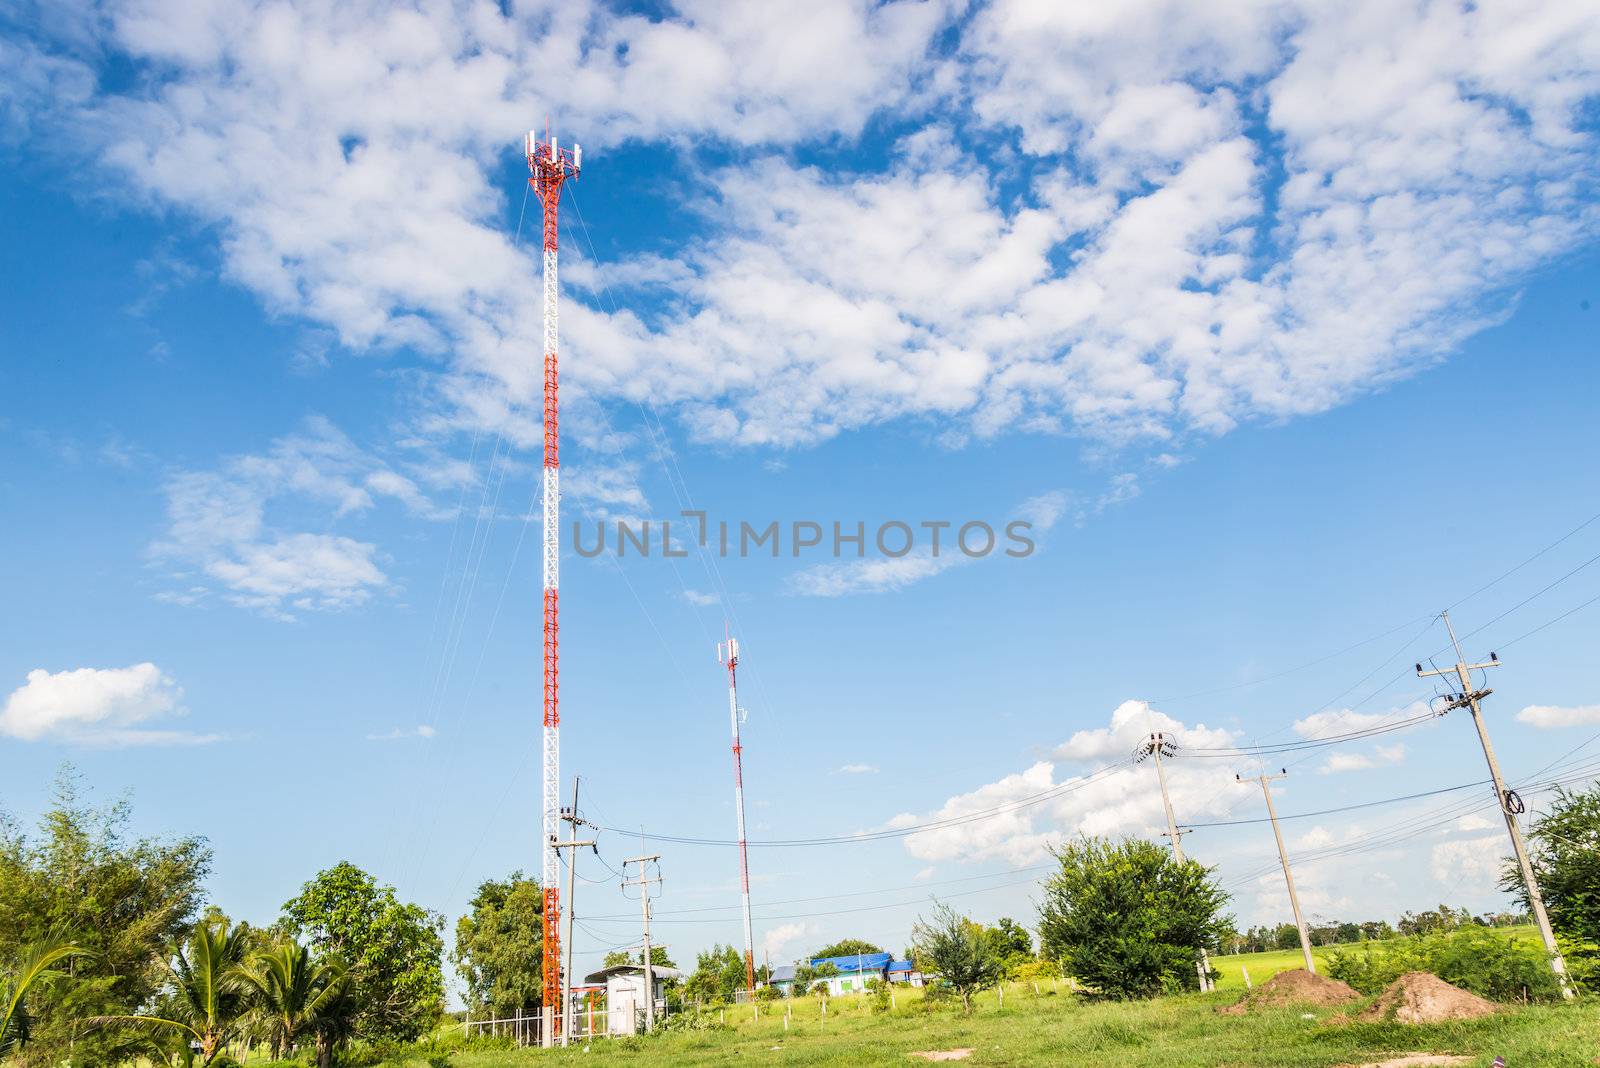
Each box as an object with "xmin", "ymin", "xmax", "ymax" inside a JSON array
[
  {"xmin": 717, "ymin": 632, "xmax": 757, "ymax": 993},
  {"xmin": 526, "ymin": 128, "xmax": 580, "ymax": 1031}
]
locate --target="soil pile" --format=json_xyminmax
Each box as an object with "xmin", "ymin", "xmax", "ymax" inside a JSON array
[
  {"xmin": 1355, "ymin": 972, "xmax": 1496, "ymax": 1024},
  {"xmin": 1219, "ymin": 969, "xmax": 1361, "ymax": 1015}
]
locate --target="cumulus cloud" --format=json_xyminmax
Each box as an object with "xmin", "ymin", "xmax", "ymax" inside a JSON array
[
  {"xmin": 151, "ymin": 417, "xmax": 443, "ymax": 618},
  {"xmin": 893, "ymin": 700, "xmax": 1244, "ymax": 866},
  {"xmin": 0, "ymin": 663, "xmax": 216, "ymax": 746},
  {"xmin": 6, "ymin": 0, "xmax": 1594, "ymax": 460},
  {"xmin": 1517, "ymin": 704, "xmax": 1600, "ymax": 729},
  {"xmin": 835, "ymin": 763, "xmax": 879, "ymax": 775},
  {"xmin": 760, "ymin": 922, "xmax": 812, "ymax": 963}
]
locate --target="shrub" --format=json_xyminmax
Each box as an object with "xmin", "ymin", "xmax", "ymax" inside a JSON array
[
  {"xmin": 754, "ymin": 983, "xmax": 782, "ymax": 1002},
  {"xmin": 1325, "ymin": 927, "xmax": 1564, "ymax": 1002}
]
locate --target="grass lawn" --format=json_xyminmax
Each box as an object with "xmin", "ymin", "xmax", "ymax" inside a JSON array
[{"xmin": 393, "ymin": 976, "xmax": 1597, "ymax": 1067}]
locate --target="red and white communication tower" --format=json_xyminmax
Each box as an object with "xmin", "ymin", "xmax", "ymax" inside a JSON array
[
  {"xmin": 525, "ymin": 127, "xmax": 580, "ymax": 1039},
  {"xmin": 716, "ymin": 631, "xmax": 757, "ymax": 993}
]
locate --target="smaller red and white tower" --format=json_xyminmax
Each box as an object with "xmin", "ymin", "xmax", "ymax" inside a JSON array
[{"xmin": 717, "ymin": 630, "xmax": 757, "ymax": 993}]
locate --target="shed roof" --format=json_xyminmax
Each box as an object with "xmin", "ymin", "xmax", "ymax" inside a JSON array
[
  {"xmin": 581, "ymin": 964, "xmax": 684, "ymax": 984},
  {"xmin": 810, "ymin": 952, "xmax": 892, "ymax": 972},
  {"xmin": 768, "ymin": 964, "xmax": 797, "ymax": 983},
  {"xmin": 887, "ymin": 960, "xmax": 916, "ymax": 973}
]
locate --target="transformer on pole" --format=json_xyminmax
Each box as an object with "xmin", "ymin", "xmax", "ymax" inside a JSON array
[
  {"xmin": 525, "ymin": 126, "xmax": 581, "ymax": 1044},
  {"xmin": 717, "ymin": 631, "xmax": 757, "ymax": 993}
]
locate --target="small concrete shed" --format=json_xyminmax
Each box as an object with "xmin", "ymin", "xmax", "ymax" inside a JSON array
[{"xmin": 581, "ymin": 964, "xmax": 682, "ymax": 1035}]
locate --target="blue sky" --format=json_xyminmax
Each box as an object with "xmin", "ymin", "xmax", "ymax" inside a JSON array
[{"xmin": 3, "ymin": 0, "xmax": 1600, "ymax": 983}]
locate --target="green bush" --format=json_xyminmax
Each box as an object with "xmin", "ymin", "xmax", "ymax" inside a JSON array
[{"xmin": 1325, "ymin": 927, "xmax": 1563, "ymax": 1002}]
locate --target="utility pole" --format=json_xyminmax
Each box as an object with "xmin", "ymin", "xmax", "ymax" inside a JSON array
[
  {"xmin": 553, "ymin": 778, "xmax": 596, "ymax": 1047},
  {"xmin": 1136, "ymin": 732, "xmax": 1213, "ymax": 991},
  {"xmin": 623, "ymin": 851, "xmax": 662, "ymax": 1032},
  {"xmin": 1238, "ymin": 769, "xmax": 1315, "ymax": 974},
  {"xmin": 1419, "ymin": 610, "xmax": 1573, "ymax": 998}
]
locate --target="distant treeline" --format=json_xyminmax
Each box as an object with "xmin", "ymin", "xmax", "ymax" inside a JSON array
[{"xmin": 1223, "ymin": 904, "xmax": 1529, "ymax": 955}]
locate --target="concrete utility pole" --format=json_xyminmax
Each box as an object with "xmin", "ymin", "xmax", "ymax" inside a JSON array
[
  {"xmin": 1419, "ymin": 610, "xmax": 1573, "ymax": 998},
  {"xmin": 623, "ymin": 851, "xmax": 663, "ymax": 1031},
  {"xmin": 553, "ymin": 778, "xmax": 596, "ymax": 1047},
  {"xmin": 1137, "ymin": 732, "xmax": 1213, "ymax": 991},
  {"xmin": 1238, "ymin": 770, "xmax": 1315, "ymax": 973}
]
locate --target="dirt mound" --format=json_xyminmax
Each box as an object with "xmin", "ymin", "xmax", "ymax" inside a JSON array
[
  {"xmin": 1356, "ymin": 972, "xmax": 1496, "ymax": 1024},
  {"xmin": 1219, "ymin": 968, "xmax": 1361, "ymax": 1015}
]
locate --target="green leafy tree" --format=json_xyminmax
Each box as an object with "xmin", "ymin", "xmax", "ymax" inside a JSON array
[
  {"xmin": 236, "ymin": 940, "xmax": 352, "ymax": 1063},
  {"xmin": 453, "ymin": 874, "xmax": 543, "ymax": 1019},
  {"xmin": 793, "ymin": 962, "xmax": 839, "ymax": 996},
  {"xmin": 602, "ymin": 946, "xmax": 675, "ymax": 970},
  {"xmin": 0, "ymin": 770, "xmax": 211, "ymax": 1066},
  {"xmin": 1037, "ymin": 837, "xmax": 1230, "ymax": 1000},
  {"xmin": 1503, "ymin": 783, "xmax": 1600, "ymax": 984},
  {"xmin": 681, "ymin": 945, "xmax": 749, "ymax": 1004},
  {"xmin": 280, "ymin": 862, "xmax": 444, "ymax": 1041},
  {"xmin": 810, "ymin": 939, "xmax": 882, "ymax": 960},
  {"xmin": 91, "ymin": 915, "xmax": 253, "ymax": 1066},
  {"xmin": 0, "ymin": 938, "xmax": 89, "ymax": 1057},
  {"xmin": 910, "ymin": 903, "xmax": 1004, "ymax": 1014},
  {"xmin": 986, "ymin": 918, "xmax": 1034, "ymax": 975}
]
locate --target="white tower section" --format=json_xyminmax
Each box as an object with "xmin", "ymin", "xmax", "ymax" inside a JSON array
[{"xmin": 719, "ymin": 635, "xmax": 757, "ymax": 992}]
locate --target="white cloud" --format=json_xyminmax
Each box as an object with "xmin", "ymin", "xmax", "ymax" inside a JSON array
[
  {"xmin": 913, "ymin": 866, "xmax": 936, "ymax": 881},
  {"xmin": 1318, "ymin": 743, "xmax": 1406, "ymax": 775},
  {"xmin": 1056, "ymin": 699, "xmax": 1238, "ymax": 762},
  {"xmin": 1517, "ymin": 704, "xmax": 1600, "ymax": 729},
  {"xmin": 367, "ymin": 724, "xmax": 436, "ymax": 741},
  {"xmin": 1430, "ymin": 835, "xmax": 1505, "ymax": 886},
  {"xmin": 151, "ymin": 417, "xmax": 440, "ymax": 618},
  {"xmin": 760, "ymin": 922, "xmax": 812, "ymax": 963},
  {"xmin": 899, "ymin": 701, "xmax": 1246, "ymax": 866},
  {"xmin": 0, "ymin": 663, "xmax": 216, "ymax": 746},
  {"xmin": 681, "ymin": 589, "xmax": 721, "ymax": 608},
  {"xmin": 1456, "ymin": 814, "xmax": 1495, "ymax": 832},
  {"xmin": 835, "ymin": 763, "xmax": 879, "ymax": 775},
  {"xmin": 3, "ymin": 0, "xmax": 1591, "ymax": 463}
]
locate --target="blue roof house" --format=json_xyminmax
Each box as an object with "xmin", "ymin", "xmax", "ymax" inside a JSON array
[{"xmin": 808, "ymin": 952, "xmax": 892, "ymax": 995}]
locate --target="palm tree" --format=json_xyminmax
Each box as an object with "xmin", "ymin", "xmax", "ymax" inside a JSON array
[
  {"xmin": 90, "ymin": 915, "xmax": 252, "ymax": 1065},
  {"xmin": 1, "ymin": 938, "xmax": 90, "ymax": 1057},
  {"xmin": 236, "ymin": 941, "xmax": 350, "ymax": 1060}
]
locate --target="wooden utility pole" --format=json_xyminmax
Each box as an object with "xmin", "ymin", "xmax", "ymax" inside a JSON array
[
  {"xmin": 1419, "ymin": 610, "xmax": 1572, "ymax": 998},
  {"xmin": 623, "ymin": 850, "xmax": 662, "ymax": 1032},
  {"xmin": 553, "ymin": 778, "xmax": 596, "ymax": 1047},
  {"xmin": 1138, "ymin": 732, "xmax": 1213, "ymax": 991},
  {"xmin": 1238, "ymin": 769, "xmax": 1315, "ymax": 973}
]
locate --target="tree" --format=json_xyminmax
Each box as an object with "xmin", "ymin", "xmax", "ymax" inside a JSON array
[
  {"xmin": 237, "ymin": 940, "xmax": 352, "ymax": 1064},
  {"xmin": 453, "ymin": 874, "xmax": 543, "ymax": 1020},
  {"xmin": 910, "ymin": 903, "xmax": 1003, "ymax": 1014},
  {"xmin": 985, "ymin": 918, "xmax": 1034, "ymax": 975},
  {"xmin": 810, "ymin": 939, "xmax": 882, "ymax": 960},
  {"xmin": 602, "ymin": 946, "xmax": 674, "ymax": 970},
  {"xmin": 791, "ymin": 962, "xmax": 838, "ymax": 996},
  {"xmin": 1037, "ymin": 837, "xmax": 1230, "ymax": 1000},
  {"xmin": 681, "ymin": 945, "xmax": 748, "ymax": 1004},
  {"xmin": 0, "ymin": 938, "xmax": 89, "ymax": 1057},
  {"xmin": 91, "ymin": 914, "xmax": 253, "ymax": 1066},
  {"xmin": 1503, "ymin": 783, "xmax": 1600, "ymax": 981},
  {"xmin": 281, "ymin": 862, "xmax": 444, "ymax": 1041},
  {"xmin": 0, "ymin": 769, "xmax": 210, "ymax": 1065}
]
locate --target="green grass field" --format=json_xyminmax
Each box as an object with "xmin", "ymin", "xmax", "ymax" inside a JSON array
[
  {"xmin": 387, "ymin": 966, "xmax": 1597, "ymax": 1068},
  {"xmin": 1208, "ymin": 927, "xmax": 1544, "ymax": 994}
]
